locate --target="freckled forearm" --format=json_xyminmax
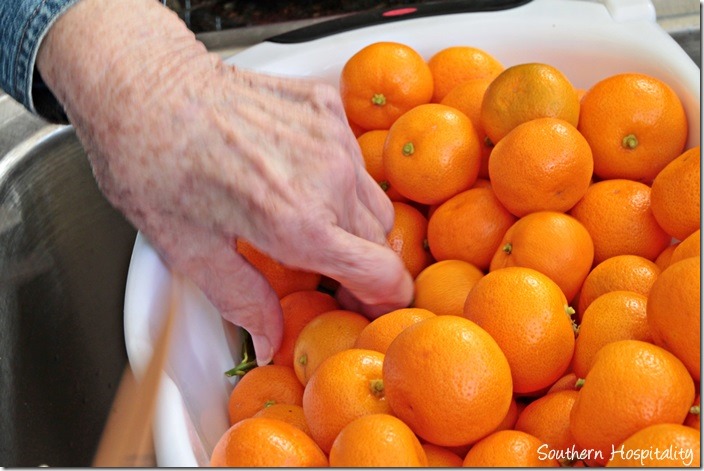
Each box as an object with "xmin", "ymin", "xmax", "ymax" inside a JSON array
[
  {"xmin": 35, "ymin": 0, "xmax": 218, "ymax": 136},
  {"xmin": 34, "ymin": 0, "xmax": 226, "ymax": 213}
]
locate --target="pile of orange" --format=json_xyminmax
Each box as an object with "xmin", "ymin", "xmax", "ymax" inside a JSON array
[{"xmin": 211, "ymin": 41, "xmax": 700, "ymax": 467}]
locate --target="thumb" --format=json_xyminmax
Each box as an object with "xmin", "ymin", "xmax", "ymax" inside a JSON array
[
  {"xmin": 214, "ymin": 253, "xmax": 284, "ymax": 366},
  {"xmin": 303, "ymin": 225, "xmax": 414, "ymax": 312},
  {"xmin": 145, "ymin": 224, "xmax": 283, "ymax": 366}
]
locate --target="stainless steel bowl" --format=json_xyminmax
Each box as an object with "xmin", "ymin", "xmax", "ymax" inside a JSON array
[
  {"xmin": 0, "ymin": 18, "xmax": 308, "ymax": 468},
  {"xmin": 0, "ymin": 123, "xmax": 136, "ymax": 466}
]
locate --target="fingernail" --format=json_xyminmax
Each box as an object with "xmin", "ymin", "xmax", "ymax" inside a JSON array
[{"xmin": 250, "ymin": 333, "xmax": 274, "ymax": 366}]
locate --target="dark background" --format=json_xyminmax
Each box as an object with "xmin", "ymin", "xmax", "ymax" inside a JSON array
[{"xmin": 167, "ymin": 0, "xmax": 429, "ymax": 33}]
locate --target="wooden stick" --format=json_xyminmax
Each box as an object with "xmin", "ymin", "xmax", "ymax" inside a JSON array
[{"xmin": 92, "ymin": 275, "xmax": 180, "ymax": 467}]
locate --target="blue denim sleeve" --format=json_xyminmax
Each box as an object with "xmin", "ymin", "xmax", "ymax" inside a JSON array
[{"xmin": 0, "ymin": 0, "xmax": 81, "ymax": 123}]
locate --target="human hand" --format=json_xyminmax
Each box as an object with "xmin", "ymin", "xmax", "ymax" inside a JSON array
[{"xmin": 36, "ymin": 0, "xmax": 413, "ymax": 364}]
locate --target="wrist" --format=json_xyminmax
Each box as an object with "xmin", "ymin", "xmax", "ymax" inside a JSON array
[{"xmin": 36, "ymin": 0, "xmax": 217, "ymax": 128}]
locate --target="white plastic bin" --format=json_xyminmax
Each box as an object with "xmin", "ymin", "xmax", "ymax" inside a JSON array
[{"xmin": 123, "ymin": 0, "xmax": 700, "ymax": 466}]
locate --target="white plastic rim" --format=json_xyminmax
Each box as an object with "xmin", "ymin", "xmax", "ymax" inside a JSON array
[
  {"xmin": 123, "ymin": 0, "xmax": 701, "ymax": 466},
  {"xmin": 228, "ymin": 0, "xmax": 699, "ymax": 147}
]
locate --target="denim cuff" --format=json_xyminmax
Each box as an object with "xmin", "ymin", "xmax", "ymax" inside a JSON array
[{"xmin": 0, "ymin": 0, "xmax": 81, "ymax": 124}]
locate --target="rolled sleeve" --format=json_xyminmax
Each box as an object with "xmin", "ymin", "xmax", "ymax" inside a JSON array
[{"xmin": 0, "ymin": 0, "xmax": 81, "ymax": 123}]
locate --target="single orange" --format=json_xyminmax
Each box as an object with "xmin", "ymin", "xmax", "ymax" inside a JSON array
[
  {"xmin": 227, "ymin": 364, "xmax": 304, "ymax": 426},
  {"xmin": 421, "ymin": 443, "xmax": 464, "ymax": 467},
  {"xmin": 462, "ymin": 430, "xmax": 560, "ymax": 467},
  {"xmin": 427, "ymin": 45, "xmax": 503, "ymax": 102},
  {"xmin": 383, "ymin": 315, "xmax": 513, "ymax": 446},
  {"xmin": 650, "ymin": 146, "xmax": 700, "ymax": 241},
  {"xmin": 386, "ymin": 201, "xmax": 434, "ymax": 278},
  {"xmin": 356, "ymin": 129, "xmax": 407, "ymax": 201},
  {"xmin": 477, "ymin": 141, "xmax": 493, "ymax": 180},
  {"xmin": 480, "ymin": 62, "xmax": 580, "ymax": 145},
  {"xmin": 569, "ymin": 340, "xmax": 695, "ymax": 466},
  {"xmin": 440, "ymin": 78, "xmax": 495, "ymax": 180},
  {"xmin": 302, "ymin": 348, "xmax": 392, "ymax": 453},
  {"xmin": 471, "ymin": 177, "xmax": 493, "ymax": 189},
  {"xmin": 515, "ymin": 390, "xmax": 580, "ymax": 460},
  {"xmin": 339, "ymin": 41, "xmax": 433, "ymax": 130},
  {"xmin": 463, "ymin": 267, "xmax": 575, "ymax": 394},
  {"xmin": 427, "ymin": 187, "xmax": 517, "ymax": 271},
  {"xmin": 413, "ymin": 259, "xmax": 484, "ymax": 317},
  {"xmin": 235, "ymin": 239, "xmax": 321, "ymax": 298},
  {"xmin": 576, "ymin": 254, "xmax": 661, "ymax": 320},
  {"xmin": 272, "ymin": 289, "xmax": 340, "ymax": 367},
  {"xmin": 606, "ymin": 423, "xmax": 700, "ymax": 467},
  {"xmin": 490, "ymin": 211, "xmax": 594, "ymax": 303},
  {"xmin": 292, "ymin": 309, "xmax": 370, "ymax": 386},
  {"xmin": 440, "ymin": 77, "xmax": 493, "ymax": 129},
  {"xmin": 578, "ymin": 72, "xmax": 688, "ymax": 182},
  {"xmin": 572, "ymin": 291, "xmax": 652, "ymax": 378},
  {"xmin": 328, "ymin": 413, "xmax": 429, "ymax": 467},
  {"xmin": 354, "ymin": 307, "xmax": 436, "ymax": 354},
  {"xmin": 568, "ymin": 179, "xmax": 671, "ymax": 264},
  {"xmin": 669, "ymin": 229, "xmax": 701, "ymax": 265},
  {"xmin": 655, "ymin": 242, "xmax": 679, "ymax": 271},
  {"xmin": 357, "ymin": 129, "xmax": 390, "ymax": 183},
  {"xmin": 546, "ymin": 372, "xmax": 581, "ymax": 395},
  {"xmin": 443, "ymin": 442, "xmax": 473, "ymax": 461},
  {"xmin": 383, "ymin": 103, "xmax": 482, "ymax": 205},
  {"xmin": 253, "ymin": 403, "xmax": 310, "ymax": 436},
  {"xmin": 210, "ymin": 417, "xmax": 328, "ymax": 467},
  {"xmin": 488, "ymin": 118, "xmax": 593, "ymax": 217},
  {"xmin": 647, "ymin": 256, "xmax": 701, "ymax": 382}
]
